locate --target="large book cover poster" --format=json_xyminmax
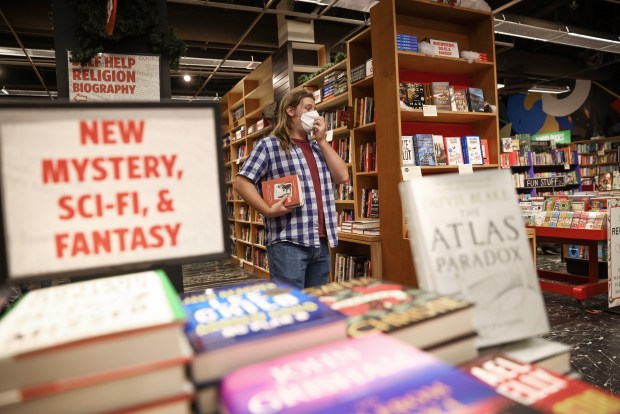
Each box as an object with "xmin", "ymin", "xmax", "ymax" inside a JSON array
[{"xmin": 399, "ymin": 170, "xmax": 550, "ymax": 347}]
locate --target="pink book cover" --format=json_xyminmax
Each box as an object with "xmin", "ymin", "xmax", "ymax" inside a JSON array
[{"xmin": 220, "ymin": 335, "xmax": 530, "ymax": 414}]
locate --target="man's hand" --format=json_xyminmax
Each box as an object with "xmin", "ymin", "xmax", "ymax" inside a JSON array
[
  {"xmin": 312, "ymin": 115, "xmax": 327, "ymax": 143},
  {"xmin": 265, "ymin": 197, "xmax": 293, "ymax": 218}
]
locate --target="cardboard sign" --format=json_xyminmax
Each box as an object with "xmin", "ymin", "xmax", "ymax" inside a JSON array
[
  {"xmin": 68, "ymin": 52, "xmax": 160, "ymax": 103},
  {"xmin": 0, "ymin": 103, "xmax": 227, "ymax": 281},
  {"xmin": 608, "ymin": 202, "xmax": 620, "ymax": 308}
]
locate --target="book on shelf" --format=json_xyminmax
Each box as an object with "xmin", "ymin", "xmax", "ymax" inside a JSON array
[
  {"xmin": 332, "ymin": 253, "xmax": 372, "ymax": 280},
  {"xmin": 221, "ymin": 334, "xmax": 538, "ymax": 414},
  {"xmin": 181, "ymin": 281, "xmax": 347, "ymax": 384},
  {"xmin": 433, "ymin": 134, "xmax": 448, "ymax": 166},
  {"xmin": 452, "ymin": 88, "xmax": 469, "ymax": 112},
  {"xmin": 501, "ymin": 137, "xmax": 513, "ymax": 153},
  {"xmin": 431, "ymin": 82, "xmax": 452, "ymax": 111},
  {"xmin": 481, "ymin": 138, "xmax": 490, "ymax": 164},
  {"xmin": 414, "ymin": 134, "xmax": 437, "ymax": 166},
  {"xmin": 399, "ymin": 170, "xmax": 550, "ymax": 348},
  {"xmin": 467, "ymin": 87, "xmax": 486, "ymax": 112},
  {"xmin": 401, "ymin": 135, "xmax": 415, "ymax": 166},
  {"xmin": 461, "ymin": 136, "xmax": 484, "ymax": 165},
  {"xmin": 478, "ymin": 337, "xmax": 572, "ymax": 375},
  {"xmin": 261, "ymin": 174, "xmax": 304, "ymax": 208},
  {"xmin": 445, "ymin": 136, "xmax": 465, "ymax": 165},
  {"xmin": 0, "ymin": 270, "xmax": 193, "ymax": 414},
  {"xmin": 461, "ymin": 354, "xmax": 620, "ymax": 413},
  {"xmin": 304, "ymin": 278, "xmax": 478, "ymax": 365}
]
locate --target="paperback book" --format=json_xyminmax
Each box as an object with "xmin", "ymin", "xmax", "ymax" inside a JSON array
[
  {"xmin": 399, "ymin": 170, "xmax": 550, "ymax": 347},
  {"xmin": 182, "ymin": 281, "xmax": 348, "ymax": 384}
]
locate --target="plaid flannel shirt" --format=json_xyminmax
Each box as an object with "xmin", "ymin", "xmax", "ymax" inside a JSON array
[{"xmin": 237, "ymin": 136, "xmax": 338, "ymax": 248}]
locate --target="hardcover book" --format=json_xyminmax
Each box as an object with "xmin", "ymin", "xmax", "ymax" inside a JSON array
[
  {"xmin": 221, "ymin": 335, "xmax": 538, "ymax": 414},
  {"xmin": 501, "ymin": 137, "xmax": 514, "ymax": 153},
  {"xmin": 444, "ymin": 136, "xmax": 464, "ymax": 165},
  {"xmin": 303, "ymin": 278, "xmax": 475, "ymax": 354},
  {"xmin": 414, "ymin": 134, "xmax": 437, "ymax": 166},
  {"xmin": 462, "ymin": 355, "xmax": 620, "ymax": 413},
  {"xmin": 261, "ymin": 175, "xmax": 304, "ymax": 208},
  {"xmin": 0, "ymin": 270, "xmax": 190, "ymax": 394},
  {"xmin": 181, "ymin": 281, "xmax": 348, "ymax": 384},
  {"xmin": 399, "ymin": 170, "xmax": 550, "ymax": 347},
  {"xmin": 467, "ymin": 87, "xmax": 486, "ymax": 112},
  {"xmin": 401, "ymin": 135, "xmax": 415, "ymax": 166},
  {"xmin": 433, "ymin": 134, "xmax": 448, "ymax": 166},
  {"xmin": 479, "ymin": 337, "xmax": 572, "ymax": 375},
  {"xmin": 431, "ymin": 82, "xmax": 452, "ymax": 111},
  {"xmin": 461, "ymin": 136, "xmax": 484, "ymax": 165},
  {"xmin": 453, "ymin": 88, "xmax": 469, "ymax": 112}
]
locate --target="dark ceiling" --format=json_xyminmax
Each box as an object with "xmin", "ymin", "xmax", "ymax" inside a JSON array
[{"xmin": 0, "ymin": 0, "xmax": 618, "ymax": 101}]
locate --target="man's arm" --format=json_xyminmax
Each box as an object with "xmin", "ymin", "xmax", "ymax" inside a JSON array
[
  {"xmin": 313, "ymin": 116, "xmax": 349, "ymax": 185},
  {"xmin": 234, "ymin": 176, "xmax": 292, "ymax": 218}
]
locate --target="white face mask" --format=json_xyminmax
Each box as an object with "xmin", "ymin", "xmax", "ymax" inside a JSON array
[{"xmin": 299, "ymin": 110, "xmax": 320, "ymax": 135}]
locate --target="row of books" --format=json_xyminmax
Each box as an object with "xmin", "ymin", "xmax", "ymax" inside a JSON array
[
  {"xmin": 359, "ymin": 141, "xmax": 376, "ymax": 172},
  {"xmin": 522, "ymin": 210, "xmax": 607, "ymax": 229},
  {"xmin": 575, "ymin": 140, "xmax": 619, "ymax": 153},
  {"xmin": 254, "ymin": 249, "xmax": 268, "ymax": 270},
  {"xmin": 333, "ymin": 182, "xmax": 353, "ymax": 201},
  {"xmin": 580, "ymin": 153, "xmax": 619, "ymax": 165},
  {"xmin": 500, "ymin": 148, "xmax": 577, "ymax": 167},
  {"xmin": 322, "ymin": 107, "xmax": 350, "ymax": 131},
  {"xmin": 330, "ymin": 136, "xmax": 351, "ymax": 163},
  {"xmin": 242, "ymin": 245, "xmax": 252, "ymax": 262},
  {"xmin": 336, "ymin": 209, "xmax": 354, "ymax": 229},
  {"xmin": 322, "ymin": 70, "xmax": 347, "ymax": 102},
  {"xmin": 332, "ymin": 253, "xmax": 372, "ymax": 281},
  {"xmin": 5, "ymin": 272, "xmax": 612, "ymax": 414},
  {"xmin": 399, "ymin": 81, "xmax": 486, "ymax": 112},
  {"xmin": 402, "ymin": 134, "xmax": 489, "ymax": 166},
  {"xmin": 567, "ymin": 242, "xmax": 609, "ymax": 262},
  {"xmin": 360, "ymin": 187, "xmax": 379, "ymax": 219},
  {"xmin": 349, "ymin": 58, "xmax": 373, "ymax": 84},
  {"xmin": 396, "ymin": 33, "xmax": 418, "ymax": 52},
  {"xmin": 353, "ymin": 96, "xmax": 375, "ymax": 127}
]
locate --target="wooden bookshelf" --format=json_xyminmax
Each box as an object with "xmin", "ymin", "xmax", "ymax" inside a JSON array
[
  {"xmin": 370, "ymin": 0, "xmax": 500, "ymax": 286},
  {"xmin": 221, "ymin": 57, "xmax": 274, "ymax": 277},
  {"xmin": 572, "ymin": 135, "xmax": 620, "ymax": 190}
]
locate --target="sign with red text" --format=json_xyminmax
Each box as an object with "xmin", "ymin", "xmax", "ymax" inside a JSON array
[
  {"xmin": 425, "ymin": 38, "xmax": 459, "ymax": 58},
  {"xmin": 0, "ymin": 104, "xmax": 226, "ymax": 281},
  {"xmin": 68, "ymin": 52, "xmax": 160, "ymax": 102}
]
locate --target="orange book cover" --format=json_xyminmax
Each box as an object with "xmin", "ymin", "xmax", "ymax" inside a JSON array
[{"xmin": 261, "ymin": 175, "xmax": 304, "ymax": 207}]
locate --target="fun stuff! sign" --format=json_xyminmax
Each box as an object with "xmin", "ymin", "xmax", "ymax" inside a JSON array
[
  {"xmin": 0, "ymin": 104, "xmax": 226, "ymax": 281},
  {"xmin": 68, "ymin": 52, "xmax": 160, "ymax": 102}
]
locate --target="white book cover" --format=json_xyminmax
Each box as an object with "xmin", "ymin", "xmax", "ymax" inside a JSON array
[
  {"xmin": 399, "ymin": 170, "xmax": 550, "ymax": 347},
  {"xmin": 463, "ymin": 136, "xmax": 483, "ymax": 165},
  {"xmin": 401, "ymin": 135, "xmax": 415, "ymax": 166},
  {"xmin": 444, "ymin": 137, "xmax": 463, "ymax": 165}
]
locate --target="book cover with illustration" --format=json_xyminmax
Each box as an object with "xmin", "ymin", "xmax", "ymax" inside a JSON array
[
  {"xmin": 303, "ymin": 278, "xmax": 474, "ymax": 351},
  {"xmin": 414, "ymin": 134, "xmax": 437, "ymax": 166},
  {"xmin": 461, "ymin": 136, "xmax": 484, "ymax": 165},
  {"xmin": 444, "ymin": 136, "xmax": 464, "ymax": 165},
  {"xmin": 221, "ymin": 335, "xmax": 539, "ymax": 414},
  {"xmin": 431, "ymin": 82, "xmax": 452, "ymax": 111},
  {"xmin": 462, "ymin": 355, "xmax": 620, "ymax": 413},
  {"xmin": 181, "ymin": 281, "xmax": 347, "ymax": 383},
  {"xmin": 433, "ymin": 134, "xmax": 448, "ymax": 165},
  {"xmin": 0, "ymin": 270, "xmax": 189, "ymax": 395},
  {"xmin": 399, "ymin": 170, "xmax": 550, "ymax": 348},
  {"xmin": 467, "ymin": 87, "xmax": 486, "ymax": 112},
  {"xmin": 261, "ymin": 175, "xmax": 304, "ymax": 208},
  {"xmin": 401, "ymin": 135, "xmax": 415, "ymax": 166},
  {"xmin": 453, "ymin": 88, "xmax": 469, "ymax": 112}
]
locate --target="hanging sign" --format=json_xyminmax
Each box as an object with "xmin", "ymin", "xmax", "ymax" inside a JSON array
[
  {"xmin": 0, "ymin": 103, "xmax": 227, "ymax": 282},
  {"xmin": 524, "ymin": 176, "xmax": 566, "ymax": 188},
  {"xmin": 68, "ymin": 52, "xmax": 160, "ymax": 103}
]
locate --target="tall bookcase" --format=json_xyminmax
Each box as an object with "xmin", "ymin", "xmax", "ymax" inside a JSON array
[
  {"xmin": 370, "ymin": 0, "xmax": 501, "ymax": 285},
  {"xmin": 572, "ymin": 135, "xmax": 620, "ymax": 190},
  {"xmin": 222, "ymin": 57, "xmax": 274, "ymax": 278}
]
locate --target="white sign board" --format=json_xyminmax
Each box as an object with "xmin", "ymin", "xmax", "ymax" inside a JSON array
[
  {"xmin": 607, "ymin": 203, "xmax": 620, "ymax": 308},
  {"xmin": 68, "ymin": 52, "xmax": 160, "ymax": 102},
  {"xmin": 0, "ymin": 104, "xmax": 226, "ymax": 281}
]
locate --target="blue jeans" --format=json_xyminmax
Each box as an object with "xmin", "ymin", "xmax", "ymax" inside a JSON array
[{"xmin": 267, "ymin": 239, "xmax": 330, "ymax": 289}]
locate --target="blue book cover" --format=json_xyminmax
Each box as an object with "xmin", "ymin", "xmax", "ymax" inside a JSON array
[
  {"xmin": 181, "ymin": 281, "xmax": 347, "ymax": 354},
  {"xmin": 414, "ymin": 134, "xmax": 437, "ymax": 166}
]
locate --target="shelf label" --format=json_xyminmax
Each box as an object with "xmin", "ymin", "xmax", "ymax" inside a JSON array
[
  {"xmin": 402, "ymin": 166, "xmax": 422, "ymax": 181},
  {"xmin": 326, "ymin": 129, "xmax": 334, "ymax": 142},
  {"xmin": 598, "ymin": 150, "xmax": 606, "ymax": 156},
  {"xmin": 458, "ymin": 164, "xmax": 473, "ymax": 175},
  {"xmin": 422, "ymin": 105, "xmax": 438, "ymax": 117},
  {"xmin": 524, "ymin": 176, "xmax": 566, "ymax": 188},
  {"xmin": 564, "ymin": 163, "xmax": 570, "ymax": 170},
  {"xmin": 608, "ymin": 202, "xmax": 620, "ymax": 308}
]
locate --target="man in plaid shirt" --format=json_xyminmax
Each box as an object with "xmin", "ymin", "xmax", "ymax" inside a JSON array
[{"xmin": 235, "ymin": 90, "xmax": 349, "ymax": 288}]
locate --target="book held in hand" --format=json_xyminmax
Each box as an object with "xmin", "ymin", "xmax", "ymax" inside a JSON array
[
  {"xmin": 399, "ymin": 170, "xmax": 550, "ymax": 348},
  {"xmin": 181, "ymin": 281, "xmax": 347, "ymax": 384},
  {"xmin": 261, "ymin": 175, "xmax": 304, "ymax": 208}
]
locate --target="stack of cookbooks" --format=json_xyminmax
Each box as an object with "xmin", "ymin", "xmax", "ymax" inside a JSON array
[{"xmin": 0, "ymin": 270, "xmax": 194, "ymax": 414}]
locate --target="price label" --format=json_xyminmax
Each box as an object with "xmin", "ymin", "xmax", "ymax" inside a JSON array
[
  {"xmin": 564, "ymin": 163, "xmax": 570, "ymax": 170},
  {"xmin": 458, "ymin": 164, "xmax": 474, "ymax": 175},
  {"xmin": 422, "ymin": 105, "xmax": 438, "ymax": 117},
  {"xmin": 402, "ymin": 166, "xmax": 422, "ymax": 181}
]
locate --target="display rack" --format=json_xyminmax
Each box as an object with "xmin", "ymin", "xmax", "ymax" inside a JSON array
[{"xmin": 370, "ymin": 0, "xmax": 500, "ymax": 285}]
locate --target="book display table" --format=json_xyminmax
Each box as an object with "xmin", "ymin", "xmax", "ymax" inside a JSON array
[{"xmin": 529, "ymin": 227, "xmax": 608, "ymax": 301}]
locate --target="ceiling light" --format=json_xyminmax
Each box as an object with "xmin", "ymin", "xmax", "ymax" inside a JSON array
[
  {"xmin": 528, "ymin": 85, "xmax": 571, "ymax": 94},
  {"xmin": 183, "ymin": 74, "xmax": 191, "ymax": 82},
  {"xmin": 1, "ymin": 86, "xmax": 8, "ymax": 95}
]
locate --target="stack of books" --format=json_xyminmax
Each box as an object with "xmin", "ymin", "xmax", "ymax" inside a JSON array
[
  {"xmin": 304, "ymin": 278, "xmax": 478, "ymax": 365},
  {"xmin": 0, "ymin": 270, "xmax": 194, "ymax": 414},
  {"xmin": 323, "ymin": 70, "xmax": 346, "ymax": 102},
  {"xmin": 180, "ymin": 281, "xmax": 348, "ymax": 414},
  {"xmin": 396, "ymin": 33, "xmax": 418, "ymax": 52},
  {"xmin": 340, "ymin": 219, "xmax": 379, "ymax": 236}
]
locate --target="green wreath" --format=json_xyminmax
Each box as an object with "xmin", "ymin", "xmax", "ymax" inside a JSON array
[{"xmin": 67, "ymin": 0, "xmax": 186, "ymax": 69}]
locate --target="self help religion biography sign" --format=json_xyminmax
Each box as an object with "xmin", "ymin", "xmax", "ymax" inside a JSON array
[{"xmin": 0, "ymin": 104, "xmax": 228, "ymax": 281}]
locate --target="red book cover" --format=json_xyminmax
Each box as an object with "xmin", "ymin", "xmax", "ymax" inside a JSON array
[
  {"xmin": 481, "ymin": 138, "xmax": 490, "ymax": 164},
  {"xmin": 261, "ymin": 175, "xmax": 304, "ymax": 208},
  {"xmin": 461, "ymin": 354, "xmax": 620, "ymax": 413}
]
